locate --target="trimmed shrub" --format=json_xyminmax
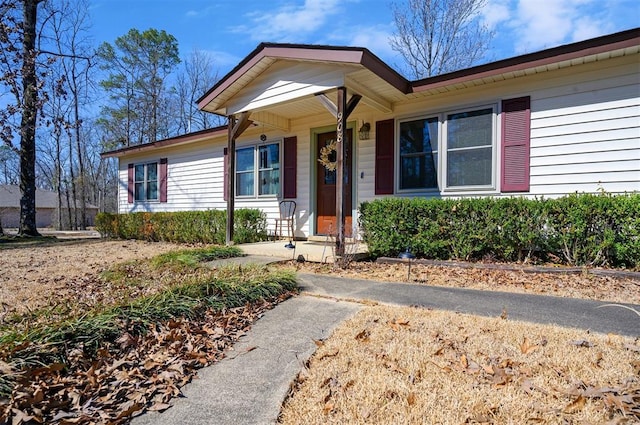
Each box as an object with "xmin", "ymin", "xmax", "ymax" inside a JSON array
[
  {"xmin": 359, "ymin": 193, "xmax": 639, "ymax": 268},
  {"xmin": 96, "ymin": 209, "xmax": 268, "ymax": 245}
]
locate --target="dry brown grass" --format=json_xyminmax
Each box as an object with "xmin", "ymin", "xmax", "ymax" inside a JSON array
[
  {"xmin": 0, "ymin": 239, "xmax": 184, "ymax": 319},
  {"xmin": 280, "ymin": 305, "xmax": 640, "ymax": 424}
]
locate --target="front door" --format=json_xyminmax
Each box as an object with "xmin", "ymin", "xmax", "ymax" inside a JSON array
[{"xmin": 316, "ymin": 129, "xmax": 352, "ymax": 236}]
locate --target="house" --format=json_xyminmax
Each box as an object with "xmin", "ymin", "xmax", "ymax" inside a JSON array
[
  {"xmin": 102, "ymin": 28, "xmax": 640, "ymax": 242},
  {"xmin": 0, "ymin": 184, "xmax": 99, "ymax": 229}
]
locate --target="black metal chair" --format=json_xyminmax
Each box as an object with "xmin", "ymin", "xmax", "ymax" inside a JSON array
[{"xmin": 275, "ymin": 200, "xmax": 296, "ymax": 241}]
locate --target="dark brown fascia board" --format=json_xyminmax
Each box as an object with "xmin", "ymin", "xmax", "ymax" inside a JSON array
[
  {"xmin": 100, "ymin": 125, "xmax": 228, "ymax": 158},
  {"xmin": 196, "ymin": 42, "xmax": 411, "ymax": 110},
  {"xmin": 411, "ymin": 27, "xmax": 640, "ymax": 93}
]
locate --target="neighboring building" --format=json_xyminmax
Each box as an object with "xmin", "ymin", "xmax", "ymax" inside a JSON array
[
  {"xmin": 102, "ymin": 28, "xmax": 640, "ymax": 240},
  {"xmin": 0, "ymin": 185, "xmax": 98, "ymax": 229}
]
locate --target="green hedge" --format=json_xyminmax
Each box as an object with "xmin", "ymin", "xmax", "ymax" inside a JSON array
[
  {"xmin": 95, "ymin": 209, "xmax": 268, "ymax": 244},
  {"xmin": 359, "ymin": 193, "xmax": 640, "ymax": 268}
]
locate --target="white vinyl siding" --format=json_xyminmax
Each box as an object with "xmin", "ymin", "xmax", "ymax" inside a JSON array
[
  {"xmin": 119, "ymin": 142, "xmax": 226, "ymax": 213},
  {"xmin": 226, "ymin": 61, "xmax": 351, "ymax": 115},
  {"xmin": 529, "ymin": 79, "xmax": 640, "ymax": 195}
]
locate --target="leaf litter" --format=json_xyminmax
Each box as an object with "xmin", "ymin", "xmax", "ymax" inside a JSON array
[
  {"xmin": 279, "ymin": 305, "xmax": 640, "ymax": 424},
  {"xmin": 1, "ymin": 295, "xmax": 292, "ymax": 424}
]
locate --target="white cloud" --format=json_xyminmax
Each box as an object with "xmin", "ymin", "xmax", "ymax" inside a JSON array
[
  {"xmin": 571, "ymin": 16, "xmax": 611, "ymax": 41},
  {"xmin": 509, "ymin": 0, "xmax": 611, "ymax": 53},
  {"xmin": 481, "ymin": 0, "xmax": 511, "ymax": 30},
  {"xmin": 233, "ymin": 0, "xmax": 344, "ymax": 42},
  {"xmin": 184, "ymin": 5, "xmax": 219, "ymax": 19},
  {"xmin": 348, "ymin": 26, "xmax": 396, "ymax": 58}
]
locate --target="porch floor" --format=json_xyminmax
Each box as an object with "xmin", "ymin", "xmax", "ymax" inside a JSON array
[{"xmin": 237, "ymin": 238, "xmax": 369, "ymax": 263}]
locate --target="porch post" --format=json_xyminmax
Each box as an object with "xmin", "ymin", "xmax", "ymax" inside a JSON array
[
  {"xmin": 335, "ymin": 87, "xmax": 347, "ymax": 256},
  {"xmin": 225, "ymin": 111, "xmax": 252, "ymax": 246},
  {"xmin": 226, "ymin": 115, "xmax": 236, "ymax": 246}
]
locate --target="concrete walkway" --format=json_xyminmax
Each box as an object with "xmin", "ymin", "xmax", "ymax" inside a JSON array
[
  {"xmin": 133, "ymin": 259, "xmax": 639, "ymax": 425},
  {"xmin": 133, "ymin": 296, "xmax": 361, "ymax": 425},
  {"xmin": 298, "ymin": 273, "xmax": 640, "ymax": 337}
]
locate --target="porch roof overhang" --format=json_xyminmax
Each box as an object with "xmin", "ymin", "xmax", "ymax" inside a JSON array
[{"xmin": 197, "ymin": 43, "xmax": 411, "ymax": 122}]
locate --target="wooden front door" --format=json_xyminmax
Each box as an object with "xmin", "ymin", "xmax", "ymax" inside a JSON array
[{"xmin": 316, "ymin": 129, "xmax": 352, "ymax": 236}]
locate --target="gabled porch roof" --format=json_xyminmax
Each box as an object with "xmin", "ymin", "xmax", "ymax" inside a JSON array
[{"xmin": 197, "ymin": 43, "xmax": 411, "ymax": 127}]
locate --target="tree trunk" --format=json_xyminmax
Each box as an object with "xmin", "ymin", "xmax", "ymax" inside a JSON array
[
  {"xmin": 18, "ymin": 0, "xmax": 41, "ymax": 237},
  {"xmin": 72, "ymin": 71, "xmax": 87, "ymax": 229},
  {"xmin": 68, "ymin": 133, "xmax": 78, "ymax": 230},
  {"xmin": 55, "ymin": 131, "xmax": 63, "ymax": 230}
]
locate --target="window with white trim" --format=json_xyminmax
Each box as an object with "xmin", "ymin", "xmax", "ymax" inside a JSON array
[
  {"xmin": 398, "ymin": 105, "xmax": 496, "ymax": 192},
  {"xmin": 134, "ymin": 162, "xmax": 158, "ymax": 201},
  {"xmin": 445, "ymin": 107, "xmax": 494, "ymax": 188},
  {"xmin": 235, "ymin": 141, "xmax": 281, "ymax": 197}
]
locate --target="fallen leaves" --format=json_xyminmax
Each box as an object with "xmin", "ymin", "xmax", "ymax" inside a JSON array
[
  {"xmin": 280, "ymin": 305, "xmax": 640, "ymax": 424},
  {"xmin": 0, "ymin": 297, "xmax": 292, "ymax": 424},
  {"xmin": 519, "ymin": 337, "xmax": 539, "ymax": 354}
]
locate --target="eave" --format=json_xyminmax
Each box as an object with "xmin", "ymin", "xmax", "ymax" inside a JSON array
[
  {"xmin": 100, "ymin": 126, "xmax": 228, "ymax": 158},
  {"xmin": 410, "ymin": 27, "xmax": 640, "ymax": 96}
]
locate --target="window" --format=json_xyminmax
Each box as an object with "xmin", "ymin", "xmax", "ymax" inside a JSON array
[
  {"xmin": 236, "ymin": 147, "xmax": 254, "ymax": 197},
  {"xmin": 445, "ymin": 108, "xmax": 493, "ymax": 187},
  {"xmin": 399, "ymin": 117, "xmax": 439, "ymax": 190},
  {"xmin": 398, "ymin": 105, "xmax": 496, "ymax": 192},
  {"xmin": 134, "ymin": 162, "xmax": 158, "ymax": 201},
  {"xmin": 235, "ymin": 142, "xmax": 280, "ymax": 197},
  {"xmin": 258, "ymin": 143, "xmax": 280, "ymax": 195}
]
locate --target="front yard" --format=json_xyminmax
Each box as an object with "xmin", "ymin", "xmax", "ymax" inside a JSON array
[{"xmin": 1, "ymin": 238, "xmax": 638, "ymax": 423}]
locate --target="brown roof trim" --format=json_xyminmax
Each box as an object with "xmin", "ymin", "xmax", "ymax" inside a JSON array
[
  {"xmin": 196, "ymin": 43, "xmax": 410, "ymax": 110},
  {"xmin": 100, "ymin": 125, "xmax": 228, "ymax": 158},
  {"xmin": 412, "ymin": 27, "xmax": 640, "ymax": 92}
]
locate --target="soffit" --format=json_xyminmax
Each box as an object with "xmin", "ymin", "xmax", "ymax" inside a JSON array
[{"xmin": 409, "ymin": 44, "xmax": 640, "ymax": 98}]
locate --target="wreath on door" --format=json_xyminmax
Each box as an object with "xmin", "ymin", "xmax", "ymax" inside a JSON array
[{"xmin": 318, "ymin": 139, "xmax": 337, "ymax": 171}]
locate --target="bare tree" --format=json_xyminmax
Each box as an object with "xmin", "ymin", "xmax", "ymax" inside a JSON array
[
  {"xmin": 174, "ymin": 49, "xmax": 222, "ymax": 133},
  {"xmin": 0, "ymin": 0, "xmax": 91, "ymax": 236},
  {"xmin": 390, "ymin": 0, "xmax": 493, "ymax": 79},
  {"xmin": 46, "ymin": 0, "xmax": 94, "ymax": 229},
  {"xmin": 0, "ymin": 146, "xmax": 19, "ymax": 184},
  {"xmin": 15, "ymin": 0, "xmax": 41, "ymax": 236}
]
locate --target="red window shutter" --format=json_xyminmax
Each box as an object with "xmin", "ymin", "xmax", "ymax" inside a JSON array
[
  {"xmin": 283, "ymin": 136, "xmax": 297, "ymax": 199},
  {"xmin": 375, "ymin": 119, "xmax": 394, "ymax": 195},
  {"xmin": 501, "ymin": 97, "xmax": 531, "ymax": 192},
  {"xmin": 223, "ymin": 148, "xmax": 228, "ymax": 201},
  {"xmin": 127, "ymin": 163, "xmax": 134, "ymax": 203},
  {"xmin": 159, "ymin": 158, "xmax": 168, "ymax": 202}
]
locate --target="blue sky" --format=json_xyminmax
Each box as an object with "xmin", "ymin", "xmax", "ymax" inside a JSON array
[{"xmin": 90, "ymin": 0, "xmax": 639, "ymax": 78}]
